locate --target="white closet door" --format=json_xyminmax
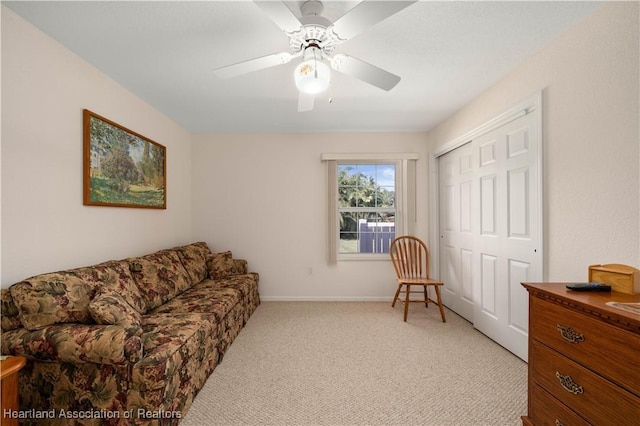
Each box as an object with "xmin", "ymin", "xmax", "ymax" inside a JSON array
[
  {"xmin": 438, "ymin": 142, "xmax": 475, "ymax": 322},
  {"xmin": 438, "ymin": 111, "xmax": 541, "ymax": 361}
]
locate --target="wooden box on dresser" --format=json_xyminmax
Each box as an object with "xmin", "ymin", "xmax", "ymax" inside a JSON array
[{"xmin": 521, "ymin": 283, "xmax": 640, "ymax": 426}]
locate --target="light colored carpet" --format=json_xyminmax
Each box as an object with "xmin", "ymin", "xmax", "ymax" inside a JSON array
[{"xmin": 181, "ymin": 302, "xmax": 527, "ymax": 426}]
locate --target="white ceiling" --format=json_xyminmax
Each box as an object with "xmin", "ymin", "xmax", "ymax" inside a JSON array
[{"xmin": 4, "ymin": 1, "xmax": 602, "ymax": 134}]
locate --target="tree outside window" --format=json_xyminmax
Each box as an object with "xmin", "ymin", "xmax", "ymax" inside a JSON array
[{"xmin": 338, "ymin": 164, "xmax": 396, "ymax": 254}]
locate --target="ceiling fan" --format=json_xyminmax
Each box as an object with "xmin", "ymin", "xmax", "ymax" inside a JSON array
[{"xmin": 212, "ymin": 0, "xmax": 417, "ymax": 112}]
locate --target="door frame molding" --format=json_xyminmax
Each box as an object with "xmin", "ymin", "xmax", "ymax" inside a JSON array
[{"xmin": 429, "ymin": 91, "xmax": 544, "ymax": 283}]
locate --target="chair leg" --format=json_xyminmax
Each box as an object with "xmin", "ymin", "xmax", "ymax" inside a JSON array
[
  {"xmin": 434, "ymin": 285, "xmax": 446, "ymax": 323},
  {"xmin": 423, "ymin": 286, "xmax": 429, "ymax": 308},
  {"xmin": 391, "ymin": 284, "xmax": 402, "ymax": 307},
  {"xmin": 404, "ymin": 284, "xmax": 410, "ymax": 322}
]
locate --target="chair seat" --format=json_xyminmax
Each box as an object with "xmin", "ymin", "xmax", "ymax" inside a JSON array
[{"xmin": 397, "ymin": 277, "xmax": 443, "ymax": 285}]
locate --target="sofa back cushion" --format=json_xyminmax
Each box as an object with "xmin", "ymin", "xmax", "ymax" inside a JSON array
[
  {"xmin": 9, "ymin": 260, "xmax": 147, "ymax": 331},
  {"xmin": 10, "ymin": 270, "xmax": 97, "ymax": 331},
  {"xmin": 173, "ymin": 242, "xmax": 212, "ymax": 285},
  {"xmin": 83, "ymin": 260, "xmax": 147, "ymax": 314},
  {"xmin": 1, "ymin": 289, "xmax": 23, "ymax": 331},
  {"xmin": 127, "ymin": 250, "xmax": 191, "ymax": 312}
]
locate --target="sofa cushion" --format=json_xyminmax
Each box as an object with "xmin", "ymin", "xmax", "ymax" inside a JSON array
[
  {"xmin": 89, "ymin": 289, "xmax": 142, "ymax": 336},
  {"xmin": 1, "ymin": 289, "xmax": 23, "ymax": 332},
  {"xmin": 1, "ymin": 323, "xmax": 143, "ymax": 365},
  {"xmin": 149, "ymin": 285, "xmax": 241, "ymax": 322},
  {"xmin": 232, "ymin": 258, "xmax": 249, "ymax": 275},
  {"xmin": 11, "ymin": 271, "xmax": 97, "ymax": 330},
  {"xmin": 207, "ymin": 251, "xmax": 236, "ymax": 279},
  {"xmin": 202, "ymin": 273, "xmax": 259, "ymax": 300},
  {"xmin": 173, "ymin": 242, "xmax": 211, "ymax": 285},
  {"xmin": 79, "ymin": 260, "xmax": 147, "ymax": 314},
  {"xmin": 195, "ymin": 275, "xmax": 260, "ymax": 324},
  {"xmin": 128, "ymin": 250, "xmax": 191, "ymax": 312},
  {"xmin": 133, "ymin": 313, "xmax": 218, "ymax": 392}
]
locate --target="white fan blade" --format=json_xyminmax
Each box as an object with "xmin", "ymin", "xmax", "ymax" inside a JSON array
[
  {"xmin": 329, "ymin": 1, "xmax": 417, "ymax": 41},
  {"xmin": 331, "ymin": 54, "xmax": 401, "ymax": 91},
  {"xmin": 298, "ymin": 91, "xmax": 315, "ymax": 112},
  {"xmin": 254, "ymin": 1, "xmax": 302, "ymax": 34},
  {"xmin": 213, "ymin": 52, "xmax": 292, "ymax": 79}
]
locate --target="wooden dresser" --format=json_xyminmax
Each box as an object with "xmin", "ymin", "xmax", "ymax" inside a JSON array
[
  {"xmin": 521, "ymin": 283, "xmax": 640, "ymax": 426},
  {"xmin": 1, "ymin": 356, "xmax": 26, "ymax": 426}
]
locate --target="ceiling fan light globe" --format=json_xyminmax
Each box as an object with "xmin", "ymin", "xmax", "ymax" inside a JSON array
[{"xmin": 294, "ymin": 60, "xmax": 330, "ymax": 94}]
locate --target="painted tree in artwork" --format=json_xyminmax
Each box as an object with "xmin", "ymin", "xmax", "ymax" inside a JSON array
[
  {"xmin": 150, "ymin": 144, "xmax": 165, "ymax": 188},
  {"xmin": 90, "ymin": 116, "xmax": 140, "ymax": 193},
  {"xmin": 101, "ymin": 148, "xmax": 140, "ymax": 192},
  {"xmin": 139, "ymin": 141, "xmax": 165, "ymax": 188}
]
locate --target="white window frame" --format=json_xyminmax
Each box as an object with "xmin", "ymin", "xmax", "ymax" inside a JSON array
[{"xmin": 322, "ymin": 153, "xmax": 418, "ymax": 263}]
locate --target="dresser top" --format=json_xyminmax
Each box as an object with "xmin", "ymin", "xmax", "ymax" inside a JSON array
[
  {"xmin": 522, "ymin": 282, "xmax": 640, "ymax": 332},
  {"xmin": 0, "ymin": 356, "xmax": 26, "ymax": 380}
]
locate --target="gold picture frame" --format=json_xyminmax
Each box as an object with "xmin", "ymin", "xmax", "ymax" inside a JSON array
[{"xmin": 83, "ymin": 109, "xmax": 166, "ymax": 209}]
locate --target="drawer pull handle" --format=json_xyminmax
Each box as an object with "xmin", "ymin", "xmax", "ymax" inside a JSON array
[
  {"xmin": 557, "ymin": 324, "xmax": 584, "ymax": 343},
  {"xmin": 555, "ymin": 420, "xmax": 564, "ymax": 426},
  {"xmin": 556, "ymin": 371, "xmax": 584, "ymax": 395}
]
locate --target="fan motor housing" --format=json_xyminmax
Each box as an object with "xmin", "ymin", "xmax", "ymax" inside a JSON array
[{"xmin": 288, "ymin": 1, "xmax": 335, "ymax": 57}]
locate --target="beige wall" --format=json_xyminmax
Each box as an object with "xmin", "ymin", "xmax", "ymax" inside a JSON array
[
  {"xmin": 1, "ymin": 8, "xmax": 194, "ymax": 285},
  {"xmin": 2, "ymin": 2, "xmax": 638, "ymax": 296},
  {"xmin": 427, "ymin": 2, "xmax": 639, "ymax": 281},
  {"xmin": 191, "ymin": 133, "xmax": 429, "ymax": 300}
]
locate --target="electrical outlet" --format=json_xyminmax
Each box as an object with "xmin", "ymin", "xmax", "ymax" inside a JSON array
[{"xmin": 307, "ymin": 267, "xmax": 313, "ymax": 276}]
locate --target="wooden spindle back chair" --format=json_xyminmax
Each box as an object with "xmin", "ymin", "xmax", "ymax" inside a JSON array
[{"xmin": 390, "ymin": 236, "xmax": 446, "ymax": 322}]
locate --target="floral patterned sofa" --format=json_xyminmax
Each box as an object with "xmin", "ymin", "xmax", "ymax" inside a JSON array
[{"xmin": 0, "ymin": 242, "xmax": 259, "ymax": 425}]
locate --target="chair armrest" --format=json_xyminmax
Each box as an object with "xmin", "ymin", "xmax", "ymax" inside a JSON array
[{"xmin": 1, "ymin": 323, "xmax": 143, "ymax": 366}]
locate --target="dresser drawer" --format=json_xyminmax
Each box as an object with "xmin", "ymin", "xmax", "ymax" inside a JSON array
[
  {"xmin": 531, "ymin": 341, "xmax": 640, "ymax": 425},
  {"xmin": 530, "ymin": 296, "xmax": 640, "ymax": 395},
  {"xmin": 529, "ymin": 383, "xmax": 590, "ymax": 426}
]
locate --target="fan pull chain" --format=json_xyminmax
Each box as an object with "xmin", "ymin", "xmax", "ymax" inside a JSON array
[{"xmin": 314, "ymin": 49, "xmax": 319, "ymax": 79}]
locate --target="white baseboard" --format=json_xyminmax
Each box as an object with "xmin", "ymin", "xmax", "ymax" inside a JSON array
[{"xmin": 259, "ymin": 296, "xmax": 393, "ymax": 302}]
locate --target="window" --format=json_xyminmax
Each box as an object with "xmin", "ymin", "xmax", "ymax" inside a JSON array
[
  {"xmin": 338, "ymin": 163, "xmax": 396, "ymax": 254},
  {"xmin": 322, "ymin": 153, "xmax": 418, "ymax": 262}
]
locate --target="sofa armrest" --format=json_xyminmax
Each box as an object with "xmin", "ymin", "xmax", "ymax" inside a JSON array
[{"xmin": 1, "ymin": 323, "xmax": 143, "ymax": 366}]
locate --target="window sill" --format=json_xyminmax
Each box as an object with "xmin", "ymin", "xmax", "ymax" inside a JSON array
[{"xmin": 337, "ymin": 254, "xmax": 391, "ymax": 261}]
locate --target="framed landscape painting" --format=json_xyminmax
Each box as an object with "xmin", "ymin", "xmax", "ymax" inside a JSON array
[{"xmin": 83, "ymin": 109, "xmax": 166, "ymax": 209}]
